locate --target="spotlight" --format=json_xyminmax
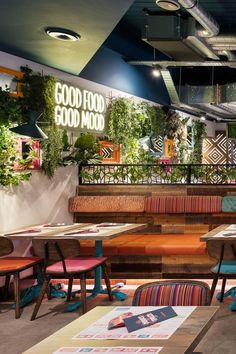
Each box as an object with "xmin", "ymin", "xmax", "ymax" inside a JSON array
[
  {"xmin": 200, "ymin": 116, "xmax": 206, "ymax": 121},
  {"xmin": 152, "ymin": 68, "xmax": 161, "ymax": 77},
  {"xmin": 45, "ymin": 27, "xmax": 80, "ymax": 41}
]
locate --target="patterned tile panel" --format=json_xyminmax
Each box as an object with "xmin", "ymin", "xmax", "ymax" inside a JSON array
[{"xmin": 203, "ymin": 132, "xmax": 227, "ymax": 164}]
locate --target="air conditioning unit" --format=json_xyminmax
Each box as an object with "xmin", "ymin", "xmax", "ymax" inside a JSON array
[{"xmin": 142, "ymin": 16, "xmax": 218, "ymax": 60}]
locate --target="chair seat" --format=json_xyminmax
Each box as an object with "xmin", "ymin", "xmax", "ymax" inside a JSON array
[
  {"xmin": 46, "ymin": 257, "xmax": 107, "ymax": 274},
  {"xmin": 212, "ymin": 261, "xmax": 236, "ymax": 274},
  {"xmin": 0, "ymin": 257, "xmax": 42, "ymax": 273}
]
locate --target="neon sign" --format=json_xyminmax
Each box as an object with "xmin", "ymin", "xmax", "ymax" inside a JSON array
[{"xmin": 54, "ymin": 82, "xmax": 106, "ymax": 131}]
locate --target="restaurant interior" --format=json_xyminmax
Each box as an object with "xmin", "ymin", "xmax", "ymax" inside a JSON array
[{"xmin": 2, "ymin": 1, "xmax": 236, "ymax": 353}]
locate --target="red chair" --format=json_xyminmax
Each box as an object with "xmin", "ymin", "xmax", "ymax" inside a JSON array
[
  {"xmin": 0, "ymin": 236, "xmax": 42, "ymax": 318},
  {"xmin": 31, "ymin": 238, "xmax": 113, "ymax": 320}
]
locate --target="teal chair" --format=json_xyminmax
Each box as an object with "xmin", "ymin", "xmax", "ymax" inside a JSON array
[{"xmin": 207, "ymin": 239, "xmax": 236, "ymax": 310}]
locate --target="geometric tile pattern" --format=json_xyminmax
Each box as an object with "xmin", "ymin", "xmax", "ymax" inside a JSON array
[
  {"xmin": 187, "ymin": 126, "xmax": 193, "ymax": 147},
  {"xmin": 101, "ymin": 146, "xmax": 113, "ymax": 159},
  {"xmin": 152, "ymin": 135, "xmax": 164, "ymax": 154},
  {"xmin": 203, "ymin": 132, "xmax": 227, "ymax": 164}
]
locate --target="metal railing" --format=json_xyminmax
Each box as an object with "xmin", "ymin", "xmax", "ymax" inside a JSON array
[{"xmin": 78, "ymin": 164, "xmax": 236, "ymax": 185}]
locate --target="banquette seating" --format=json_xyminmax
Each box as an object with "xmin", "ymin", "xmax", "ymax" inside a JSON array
[{"xmin": 68, "ymin": 194, "xmax": 225, "ymax": 278}]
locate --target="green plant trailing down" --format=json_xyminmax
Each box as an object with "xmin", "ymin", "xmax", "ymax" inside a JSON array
[
  {"xmin": 18, "ymin": 66, "xmax": 63, "ymax": 177},
  {"xmin": 190, "ymin": 120, "xmax": 207, "ymax": 164},
  {"xmin": 0, "ymin": 126, "xmax": 31, "ymax": 186},
  {"xmin": 40, "ymin": 125, "xmax": 63, "ymax": 178},
  {"xmin": 19, "ymin": 66, "xmax": 56, "ymax": 124},
  {"xmin": 0, "ymin": 87, "xmax": 23, "ymax": 126},
  {"xmin": 105, "ymin": 98, "xmax": 165, "ymax": 163}
]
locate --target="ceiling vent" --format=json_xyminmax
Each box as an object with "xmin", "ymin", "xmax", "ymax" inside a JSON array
[{"xmin": 156, "ymin": 0, "xmax": 180, "ymax": 11}]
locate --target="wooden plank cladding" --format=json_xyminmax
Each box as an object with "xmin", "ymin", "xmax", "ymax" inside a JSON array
[{"xmin": 78, "ymin": 184, "xmax": 236, "ymax": 196}]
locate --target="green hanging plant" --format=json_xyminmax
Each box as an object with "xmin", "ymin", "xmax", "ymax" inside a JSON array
[
  {"xmin": 0, "ymin": 126, "xmax": 31, "ymax": 186},
  {"xmin": 0, "ymin": 87, "xmax": 23, "ymax": 126},
  {"xmin": 19, "ymin": 66, "xmax": 56, "ymax": 124},
  {"xmin": 105, "ymin": 97, "xmax": 166, "ymax": 163},
  {"xmin": 190, "ymin": 120, "xmax": 207, "ymax": 164},
  {"xmin": 18, "ymin": 66, "xmax": 63, "ymax": 178},
  {"xmin": 41, "ymin": 125, "xmax": 63, "ymax": 178}
]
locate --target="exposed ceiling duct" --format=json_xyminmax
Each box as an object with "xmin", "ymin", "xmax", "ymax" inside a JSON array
[
  {"xmin": 177, "ymin": 0, "xmax": 220, "ymax": 37},
  {"xmin": 160, "ymin": 69, "xmax": 180, "ymax": 104},
  {"xmin": 207, "ymin": 36, "xmax": 236, "ymax": 45},
  {"xmin": 127, "ymin": 60, "xmax": 236, "ymax": 68},
  {"xmin": 142, "ymin": 16, "xmax": 218, "ymax": 61}
]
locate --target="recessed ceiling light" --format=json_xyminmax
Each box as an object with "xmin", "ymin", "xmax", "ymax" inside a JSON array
[
  {"xmin": 156, "ymin": 0, "xmax": 180, "ymax": 11},
  {"xmin": 45, "ymin": 27, "xmax": 80, "ymax": 41}
]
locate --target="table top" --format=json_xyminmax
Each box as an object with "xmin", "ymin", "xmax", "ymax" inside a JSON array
[
  {"xmin": 200, "ymin": 224, "xmax": 236, "ymax": 241},
  {"xmin": 2, "ymin": 223, "xmax": 146, "ymax": 241},
  {"xmin": 22, "ymin": 306, "xmax": 219, "ymax": 354}
]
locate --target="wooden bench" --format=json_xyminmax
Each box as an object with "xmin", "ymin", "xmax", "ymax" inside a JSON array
[
  {"xmin": 68, "ymin": 195, "xmax": 218, "ymax": 278},
  {"xmin": 78, "ymin": 233, "xmax": 214, "ymax": 279}
]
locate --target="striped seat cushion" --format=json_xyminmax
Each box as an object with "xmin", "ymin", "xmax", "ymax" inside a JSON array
[
  {"xmin": 144, "ymin": 196, "xmax": 222, "ymax": 213},
  {"xmin": 133, "ymin": 282, "xmax": 209, "ymax": 306}
]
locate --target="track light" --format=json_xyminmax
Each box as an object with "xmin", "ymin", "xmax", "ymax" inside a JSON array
[{"xmin": 152, "ymin": 64, "xmax": 162, "ymax": 77}]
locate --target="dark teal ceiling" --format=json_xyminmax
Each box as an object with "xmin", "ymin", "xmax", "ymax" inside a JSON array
[
  {"xmin": 123, "ymin": 0, "xmax": 236, "ymax": 34},
  {"xmin": 0, "ymin": 0, "xmax": 134, "ymax": 75}
]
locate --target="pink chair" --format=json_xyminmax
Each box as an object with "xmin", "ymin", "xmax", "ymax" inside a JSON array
[{"xmin": 31, "ymin": 238, "xmax": 113, "ymax": 320}]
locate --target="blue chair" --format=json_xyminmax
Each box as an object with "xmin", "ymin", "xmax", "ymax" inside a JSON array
[{"xmin": 207, "ymin": 239, "xmax": 236, "ymax": 308}]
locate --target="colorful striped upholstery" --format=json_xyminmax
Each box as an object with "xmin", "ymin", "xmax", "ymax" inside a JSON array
[
  {"xmin": 132, "ymin": 280, "xmax": 210, "ymax": 306},
  {"xmin": 144, "ymin": 196, "xmax": 222, "ymax": 213}
]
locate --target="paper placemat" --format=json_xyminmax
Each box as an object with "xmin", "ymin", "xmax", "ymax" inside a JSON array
[
  {"xmin": 73, "ymin": 306, "xmax": 195, "ymax": 340},
  {"xmin": 53, "ymin": 347, "xmax": 163, "ymax": 354}
]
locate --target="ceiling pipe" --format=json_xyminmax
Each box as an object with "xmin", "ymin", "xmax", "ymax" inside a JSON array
[
  {"xmin": 216, "ymin": 50, "xmax": 236, "ymax": 61},
  {"xmin": 178, "ymin": 0, "xmax": 219, "ymax": 37},
  {"xmin": 212, "ymin": 45, "xmax": 236, "ymax": 51},
  {"xmin": 207, "ymin": 36, "xmax": 236, "ymax": 44}
]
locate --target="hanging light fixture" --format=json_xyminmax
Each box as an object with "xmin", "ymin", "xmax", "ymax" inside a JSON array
[
  {"xmin": 156, "ymin": 0, "xmax": 180, "ymax": 11},
  {"xmin": 10, "ymin": 111, "xmax": 48, "ymax": 139}
]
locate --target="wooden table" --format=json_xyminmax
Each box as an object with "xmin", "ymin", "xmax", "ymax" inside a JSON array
[
  {"xmin": 22, "ymin": 305, "xmax": 219, "ymax": 354},
  {"xmin": 1, "ymin": 223, "xmax": 92, "ymax": 240},
  {"xmin": 3, "ymin": 223, "xmax": 147, "ymax": 308},
  {"xmin": 200, "ymin": 224, "xmax": 236, "ymax": 309},
  {"xmin": 200, "ymin": 224, "xmax": 235, "ymax": 241}
]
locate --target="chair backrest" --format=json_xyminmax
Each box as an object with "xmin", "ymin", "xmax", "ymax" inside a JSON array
[
  {"xmin": 207, "ymin": 240, "xmax": 236, "ymax": 261},
  {"xmin": 32, "ymin": 238, "xmax": 80, "ymax": 262},
  {"xmin": 132, "ymin": 280, "xmax": 211, "ymax": 306},
  {"xmin": 0, "ymin": 236, "xmax": 14, "ymax": 257}
]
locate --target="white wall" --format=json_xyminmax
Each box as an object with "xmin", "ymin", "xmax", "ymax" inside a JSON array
[
  {"xmin": 0, "ymin": 50, "xmax": 161, "ymax": 233},
  {"xmin": 0, "ymin": 50, "xmax": 228, "ymax": 232},
  {"xmin": 0, "ymin": 166, "xmax": 77, "ymax": 232}
]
